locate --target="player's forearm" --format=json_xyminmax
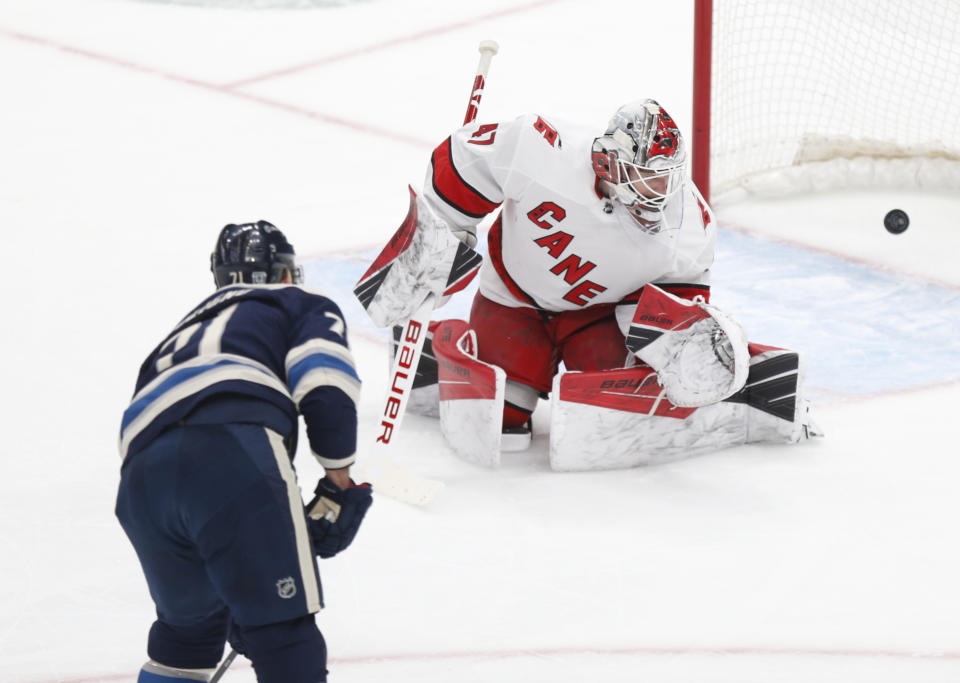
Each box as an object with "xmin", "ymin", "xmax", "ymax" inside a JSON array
[{"xmin": 300, "ymin": 388, "xmax": 358, "ymax": 469}]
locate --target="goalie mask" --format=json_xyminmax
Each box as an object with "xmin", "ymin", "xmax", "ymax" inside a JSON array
[
  {"xmin": 211, "ymin": 220, "xmax": 304, "ymax": 288},
  {"xmin": 592, "ymin": 99, "xmax": 687, "ymax": 232}
]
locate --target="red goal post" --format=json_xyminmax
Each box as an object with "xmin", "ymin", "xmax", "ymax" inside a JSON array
[{"xmin": 691, "ymin": 0, "xmax": 960, "ymax": 203}]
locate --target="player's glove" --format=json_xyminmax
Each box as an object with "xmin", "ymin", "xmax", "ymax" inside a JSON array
[{"xmin": 305, "ymin": 477, "xmax": 373, "ymax": 559}]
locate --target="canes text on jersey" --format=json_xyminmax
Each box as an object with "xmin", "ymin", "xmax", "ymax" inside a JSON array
[{"xmin": 527, "ymin": 201, "xmax": 608, "ymax": 306}]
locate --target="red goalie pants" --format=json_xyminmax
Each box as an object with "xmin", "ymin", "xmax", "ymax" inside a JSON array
[{"xmin": 469, "ymin": 293, "xmax": 631, "ymax": 426}]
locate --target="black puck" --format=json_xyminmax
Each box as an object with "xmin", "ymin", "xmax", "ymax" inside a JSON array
[{"xmin": 884, "ymin": 209, "xmax": 909, "ymax": 234}]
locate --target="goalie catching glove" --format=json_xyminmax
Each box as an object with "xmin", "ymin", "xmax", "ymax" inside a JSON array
[
  {"xmin": 354, "ymin": 187, "xmax": 482, "ymax": 328},
  {"xmin": 621, "ymin": 284, "xmax": 749, "ymax": 407},
  {"xmin": 305, "ymin": 476, "xmax": 373, "ymax": 559}
]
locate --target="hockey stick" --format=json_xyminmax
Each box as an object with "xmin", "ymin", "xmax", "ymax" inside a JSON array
[
  {"xmin": 209, "ymin": 649, "xmax": 238, "ymax": 682},
  {"xmin": 360, "ymin": 40, "xmax": 499, "ymax": 506},
  {"xmin": 464, "ymin": 40, "xmax": 500, "ymax": 125}
]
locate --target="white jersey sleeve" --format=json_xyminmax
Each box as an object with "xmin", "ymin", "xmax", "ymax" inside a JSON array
[{"xmin": 421, "ymin": 115, "xmax": 540, "ymax": 245}]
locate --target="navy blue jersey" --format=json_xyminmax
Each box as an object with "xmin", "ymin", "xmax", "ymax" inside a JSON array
[{"xmin": 119, "ymin": 284, "xmax": 360, "ymax": 467}]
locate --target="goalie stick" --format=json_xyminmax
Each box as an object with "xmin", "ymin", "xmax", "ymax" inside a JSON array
[{"xmin": 357, "ymin": 40, "xmax": 499, "ymax": 507}]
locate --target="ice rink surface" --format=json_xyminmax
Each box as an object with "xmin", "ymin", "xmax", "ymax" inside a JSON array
[{"xmin": 1, "ymin": 0, "xmax": 959, "ymax": 681}]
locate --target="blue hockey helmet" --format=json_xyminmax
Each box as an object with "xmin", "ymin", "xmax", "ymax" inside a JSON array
[{"xmin": 210, "ymin": 220, "xmax": 304, "ymax": 288}]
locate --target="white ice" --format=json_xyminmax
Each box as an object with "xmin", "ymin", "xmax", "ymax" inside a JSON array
[{"xmin": 1, "ymin": 1, "xmax": 959, "ymax": 681}]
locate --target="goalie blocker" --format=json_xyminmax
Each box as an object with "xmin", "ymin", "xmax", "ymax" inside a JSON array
[{"xmin": 354, "ymin": 186, "xmax": 482, "ymax": 330}]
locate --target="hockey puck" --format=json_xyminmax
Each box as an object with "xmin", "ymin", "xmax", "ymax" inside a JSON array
[{"xmin": 884, "ymin": 209, "xmax": 909, "ymax": 234}]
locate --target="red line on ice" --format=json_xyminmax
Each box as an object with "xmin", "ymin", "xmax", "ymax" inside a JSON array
[
  {"xmin": 0, "ymin": 28, "xmax": 427, "ymax": 147},
  {"xmin": 0, "ymin": 0, "xmax": 560, "ymax": 143},
  {"xmin": 222, "ymin": 0, "xmax": 561, "ymax": 89},
  {"xmin": 721, "ymin": 220, "xmax": 960, "ymax": 291},
  {"xmin": 40, "ymin": 644, "xmax": 960, "ymax": 682}
]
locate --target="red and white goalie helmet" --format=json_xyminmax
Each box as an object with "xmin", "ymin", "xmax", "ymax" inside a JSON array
[{"xmin": 592, "ymin": 99, "xmax": 687, "ymax": 231}]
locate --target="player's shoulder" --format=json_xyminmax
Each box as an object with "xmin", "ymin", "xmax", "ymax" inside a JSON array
[
  {"xmin": 510, "ymin": 113, "xmax": 592, "ymax": 150},
  {"xmin": 252, "ymin": 283, "xmax": 343, "ymax": 312},
  {"xmin": 506, "ymin": 115, "xmax": 595, "ymax": 184},
  {"xmin": 186, "ymin": 284, "xmax": 339, "ymax": 319},
  {"xmin": 454, "ymin": 113, "xmax": 590, "ymax": 157}
]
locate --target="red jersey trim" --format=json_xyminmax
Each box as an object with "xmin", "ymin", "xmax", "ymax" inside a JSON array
[
  {"xmin": 431, "ymin": 138, "xmax": 501, "ymax": 219},
  {"xmin": 487, "ymin": 215, "xmax": 543, "ymax": 309}
]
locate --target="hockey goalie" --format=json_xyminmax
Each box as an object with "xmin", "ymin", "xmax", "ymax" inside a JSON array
[{"xmin": 355, "ymin": 98, "xmax": 821, "ymax": 471}]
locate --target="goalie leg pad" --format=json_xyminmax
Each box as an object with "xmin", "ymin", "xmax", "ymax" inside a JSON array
[
  {"xmin": 386, "ymin": 316, "xmax": 549, "ymax": 426},
  {"xmin": 433, "ymin": 319, "xmax": 507, "ymax": 467},
  {"xmin": 549, "ymin": 347, "xmax": 819, "ymax": 471},
  {"xmin": 549, "ymin": 367, "xmax": 749, "ymax": 471},
  {"xmin": 623, "ymin": 284, "xmax": 749, "ymax": 407},
  {"xmin": 725, "ymin": 344, "xmax": 821, "ymax": 443}
]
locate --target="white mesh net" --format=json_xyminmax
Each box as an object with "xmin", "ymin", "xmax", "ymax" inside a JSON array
[{"xmin": 709, "ymin": 0, "xmax": 960, "ymax": 197}]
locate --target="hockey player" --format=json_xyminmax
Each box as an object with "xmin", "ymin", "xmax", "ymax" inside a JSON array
[
  {"xmin": 429, "ymin": 99, "xmax": 717, "ymax": 436},
  {"xmin": 116, "ymin": 221, "xmax": 372, "ymax": 683},
  {"xmin": 357, "ymin": 99, "xmax": 817, "ymax": 467}
]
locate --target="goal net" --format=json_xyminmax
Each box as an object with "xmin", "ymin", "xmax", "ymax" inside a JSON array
[{"xmin": 692, "ymin": 0, "xmax": 960, "ymax": 200}]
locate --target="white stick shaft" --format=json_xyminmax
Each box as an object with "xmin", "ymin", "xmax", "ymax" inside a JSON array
[
  {"xmin": 373, "ymin": 294, "xmax": 433, "ymax": 449},
  {"xmin": 365, "ymin": 294, "xmax": 443, "ymax": 506},
  {"xmin": 365, "ymin": 41, "xmax": 499, "ymax": 506},
  {"xmin": 378, "ymin": 38, "xmax": 499, "ymax": 445}
]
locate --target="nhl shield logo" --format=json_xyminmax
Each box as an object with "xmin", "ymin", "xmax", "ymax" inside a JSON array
[{"xmin": 276, "ymin": 577, "xmax": 297, "ymax": 599}]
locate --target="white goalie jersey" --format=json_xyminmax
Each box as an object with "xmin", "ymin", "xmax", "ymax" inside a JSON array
[
  {"xmin": 401, "ymin": 111, "xmax": 820, "ymax": 472},
  {"xmin": 422, "ymin": 113, "xmax": 717, "ymax": 311}
]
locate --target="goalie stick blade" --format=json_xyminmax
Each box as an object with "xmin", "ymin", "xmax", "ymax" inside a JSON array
[
  {"xmin": 362, "ymin": 457, "xmax": 444, "ymax": 506},
  {"xmin": 353, "ymin": 186, "xmax": 420, "ymax": 308}
]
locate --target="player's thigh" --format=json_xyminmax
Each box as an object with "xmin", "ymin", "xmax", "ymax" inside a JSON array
[
  {"xmin": 469, "ymin": 293, "xmax": 558, "ymax": 394},
  {"xmin": 560, "ymin": 312, "xmax": 630, "ymax": 372},
  {"xmin": 180, "ymin": 424, "xmax": 322, "ymax": 628}
]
